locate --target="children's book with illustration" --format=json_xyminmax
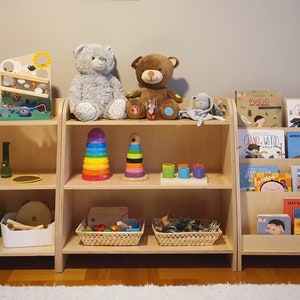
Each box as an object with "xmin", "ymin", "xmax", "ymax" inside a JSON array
[
  {"xmin": 235, "ymin": 90, "xmax": 282, "ymax": 128},
  {"xmin": 257, "ymin": 214, "xmax": 291, "ymax": 235},
  {"xmin": 283, "ymin": 197, "xmax": 300, "ymax": 226},
  {"xmin": 253, "ymin": 173, "xmax": 292, "ymax": 192},
  {"xmin": 284, "ymin": 98, "xmax": 300, "ymax": 127},
  {"xmin": 238, "ymin": 129, "xmax": 285, "ymax": 159},
  {"xmin": 286, "ymin": 132, "xmax": 300, "ymax": 158},
  {"xmin": 291, "ymin": 165, "xmax": 300, "ymax": 192},
  {"xmin": 294, "ymin": 209, "xmax": 300, "ymax": 234},
  {"xmin": 239, "ymin": 164, "xmax": 278, "ymax": 191}
]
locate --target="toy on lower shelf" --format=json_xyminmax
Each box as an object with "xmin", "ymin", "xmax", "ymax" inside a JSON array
[
  {"xmin": 82, "ymin": 128, "xmax": 110, "ymax": 181},
  {"xmin": 121, "ymin": 132, "xmax": 148, "ymax": 181}
]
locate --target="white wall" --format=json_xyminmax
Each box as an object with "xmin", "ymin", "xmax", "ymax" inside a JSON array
[{"xmin": 1, "ymin": 0, "xmax": 300, "ymax": 99}]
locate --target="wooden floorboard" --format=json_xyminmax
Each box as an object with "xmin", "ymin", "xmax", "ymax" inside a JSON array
[{"xmin": 0, "ymin": 255, "xmax": 300, "ymax": 286}]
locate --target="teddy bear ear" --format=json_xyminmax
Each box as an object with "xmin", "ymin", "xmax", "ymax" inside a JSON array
[
  {"xmin": 168, "ymin": 57, "xmax": 180, "ymax": 68},
  {"xmin": 131, "ymin": 56, "xmax": 143, "ymax": 69},
  {"xmin": 105, "ymin": 45, "xmax": 114, "ymax": 55},
  {"xmin": 73, "ymin": 44, "xmax": 85, "ymax": 57}
]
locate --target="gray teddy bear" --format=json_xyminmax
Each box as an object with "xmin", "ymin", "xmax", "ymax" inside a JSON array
[{"xmin": 68, "ymin": 44, "xmax": 127, "ymax": 121}]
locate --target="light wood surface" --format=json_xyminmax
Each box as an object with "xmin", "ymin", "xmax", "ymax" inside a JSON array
[
  {"xmin": 237, "ymin": 127, "xmax": 300, "ymax": 270},
  {"xmin": 55, "ymin": 97, "xmax": 238, "ymax": 272},
  {"xmin": 1, "ymin": 255, "xmax": 300, "ymax": 286}
]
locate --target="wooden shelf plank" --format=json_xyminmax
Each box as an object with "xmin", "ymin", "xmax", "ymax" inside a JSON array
[
  {"xmin": 242, "ymin": 235, "xmax": 300, "ymax": 254},
  {"xmin": 64, "ymin": 173, "xmax": 232, "ymax": 190},
  {"xmin": 63, "ymin": 232, "xmax": 233, "ymax": 255},
  {"xmin": 0, "ymin": 70, "xmax": 49, "ymax": 83},
  {"xmin": 66, "ymin": 118, "xmax": 230, "ymax": 126},
  {"xmin": 0, "ymin": 239, "xmax": 55, "ymax": 256},
  {"xmin": 0, "ymin": 174, "xmax": 57, "ymax": 190},
  {"xmin": 0, "ymin": 86, "xmax": 49, "ymax": 98}
]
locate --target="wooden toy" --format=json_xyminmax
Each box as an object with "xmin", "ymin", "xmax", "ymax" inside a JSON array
[{"xmin": 0, "ymin": 52, "xmax": 52, "ymax": 120}]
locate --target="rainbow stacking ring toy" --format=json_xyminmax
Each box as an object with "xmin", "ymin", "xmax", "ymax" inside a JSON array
[
  {"xmin": 82, "ymin": 128, "xmax": 110, "ymax": 181},
  {"xmin": 121, "ymin": 132, "xmax": 148, "ymax": 181}
]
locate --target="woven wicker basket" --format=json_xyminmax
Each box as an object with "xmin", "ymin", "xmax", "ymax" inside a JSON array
[
  {"xmin": 152, "ymin": 218, "xmax": 222, "ymax": 246},
  {"xmin": 76, "ymin": 219, "xmax": 144, "ymax": 246}
]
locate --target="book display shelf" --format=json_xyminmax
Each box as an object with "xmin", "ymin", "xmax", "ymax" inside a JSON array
[
  {"xmin": 55, "ymin": 98, "xmax": 239, "ymax": 272},
  {"xmin": 0, "ymin": 98, "xmax": 64, "ymax": 263},
  {"xmin": 237, "ymin": 109, "xmax": 300, "ymax": 270}
]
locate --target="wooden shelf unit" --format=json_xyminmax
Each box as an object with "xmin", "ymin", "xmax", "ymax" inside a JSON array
[
  {"xmin": 237, "ymin": 128, "xmax": 300, "ymax": 271},
  {"xmin": 55, "ymin": 98, "xmax": 239, "ymax": 272},
  {"xmin": 0, "ymin": 98, "xmax": 64, "ymax": 262}
]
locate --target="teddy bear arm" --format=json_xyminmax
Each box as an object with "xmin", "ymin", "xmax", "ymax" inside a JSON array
[
  {"xmin": 68, "ymin": 75, "xmax": 83, "ymax": 112},
  {"xmin": 125, "ymin": 89, "xmax": 143, "ymax": 99},
  {"xmin": 110, "ymin": 76, "xmax": 125, "ymax": 98},
  {"xmin": 166, "ymin": 88, "xmax": 183, "ymax": 103}
]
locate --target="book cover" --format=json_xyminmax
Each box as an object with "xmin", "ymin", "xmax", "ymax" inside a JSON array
[
  {"xmin": 294, "ymin": 209, "xmax": 300, "ymax": 235},
  {"xmin": 284, "ymin": 98, "xmax": 300, "ymax": 127},
  {"xmin": 253, "ymin": 173, "xmax": 292, "ymax": 192},
  {"xmin": 291, "ymin": 165, "xmax": 300, "ymax": 192},
  {"xmin": 239, "ymin": 164, "xmax": 278, "ymax": 192},
  {"xmin": 294, "ymin": 208, "xmax": 300, "ymax": 219},
  {"xmin": 286, "ymin": 132, "xmax": 300, "ymax": 158},
  {"xmin": 257, "ymin": 214, "xmax": 291, "ymax": 235},
  {"xmin": 238, "ymin": 129, "xmax": 285, "ymax": 159},
  {"xmin": 283, "ymin": 197, "xmax": 300, "ymax": 226},
  {"xmin": 235, "ymin": 90, "xmax": 282, "ymax": 128},
  {"xmin": 294, "ymin": 218, "xmax": 300, "ymax": 235}
]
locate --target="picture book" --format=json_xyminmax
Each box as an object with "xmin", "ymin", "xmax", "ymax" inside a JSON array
[
  {"xmin": 286, "ymin": 132, "xmax": 300, "ymax": 158},
  {"xmin": 291, "ymin": 165, "xmax": 300, "ymax": 192},
  {"xmin": 235, "ymin": 90, "xmax": 282, "ymax": 128},
  {"xmin": 239, "ymin": 164, "xmax": 278, "ymax": 191},
  {"xmin": 238, "ymin": 129, "xmax": 285, "ymax": 159},
  {"xmin": 283, "ymin": 197, "xmax": 300, "ymax": 226},
  {"xmin": 294, "ymin": 208, "xmax": 300, "ymax": 235},
  {"xmin": 294, "ymin": 218, "xmax": 300, "ymax": 235},
  {"xmin": 294, "ymin": 208, "xmax": 300, "ymax": 219},
  {"xmin": 257, "ymin": 214, "xmax": 291, "ymax": 235},
  {"xmin": 284, "ymin": 98, "xmax": 300, "ymax": 127},
  {"xmin": 253, "ymin": 173, "xmax": 292, "ymax": 192}
]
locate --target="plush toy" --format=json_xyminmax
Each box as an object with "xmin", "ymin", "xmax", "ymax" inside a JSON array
[
  {"xmin": 68, "ymin": 44, "xmax": 127, "ymax": 121},
  {"xmin": 179, "ymin": 92, "xmax": 226, "ymax": 126},
  {"xmin": 125, "ymin": 54, "xmax": 183, "ymax": 120}
]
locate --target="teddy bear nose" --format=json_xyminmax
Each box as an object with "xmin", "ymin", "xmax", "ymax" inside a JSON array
[{"xmin": 148, "ymin": 70, "xmax": 155, "ymax": 78}]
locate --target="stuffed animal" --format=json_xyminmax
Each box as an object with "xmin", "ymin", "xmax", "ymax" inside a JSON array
[
  {"xmin": 179, "ymin": 92, "xmax": 226, "ymax": 126},
  {"xmin": 68, "ymin": 44, "xmax": 127, "ymax": 121},
  {"xmin": 125, "ymin": 54, "xmax": 183, "ymax": 120}
]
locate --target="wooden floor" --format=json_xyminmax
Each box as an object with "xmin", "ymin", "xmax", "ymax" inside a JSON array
[{"xmin": 1, "ymin": 254, "xmax": 300, "ymax": 286}]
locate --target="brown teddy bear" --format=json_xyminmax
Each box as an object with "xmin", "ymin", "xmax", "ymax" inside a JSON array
[{"xmin": 125, "ymin": 54, "xmax": 183, "ymax": 120}]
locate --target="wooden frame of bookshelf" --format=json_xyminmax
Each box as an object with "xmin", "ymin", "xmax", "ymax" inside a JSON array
[
  {"xmin": 237, "ymin": 127, "xmax": 300, "ymax": 271},
  {"xmin": 55, "ymin": 98, "xmax": 239, "ymax": 272},
  {"xmin": 0, "ymin": 98, "xmax": 64, "ymax": 262}
]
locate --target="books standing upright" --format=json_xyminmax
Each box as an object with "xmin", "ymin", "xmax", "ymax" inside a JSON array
[
  {"xmin": 284, "ymin": 98, "xmax": 300, "ymax": 127},
  {"xmin": 235, "ymin": 90, "xmax": 282, "ymax": 128}
]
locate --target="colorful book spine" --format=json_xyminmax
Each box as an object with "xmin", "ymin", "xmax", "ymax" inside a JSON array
[
  {"xmin": 291, "ymin": 166, "xmax": 300, "ymax": 192},
  {"xmin": 286, "ymin": 132, "xmax": 300, "ymax": 158}
]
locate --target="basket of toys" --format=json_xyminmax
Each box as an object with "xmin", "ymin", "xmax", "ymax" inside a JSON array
[
  {"xmin": 152, "ymin": 215, "xmax": 222, "ymax": 246},
  {"xmin": 75, "ymin": 207, "xmax": 144, "ymax": 246}
]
